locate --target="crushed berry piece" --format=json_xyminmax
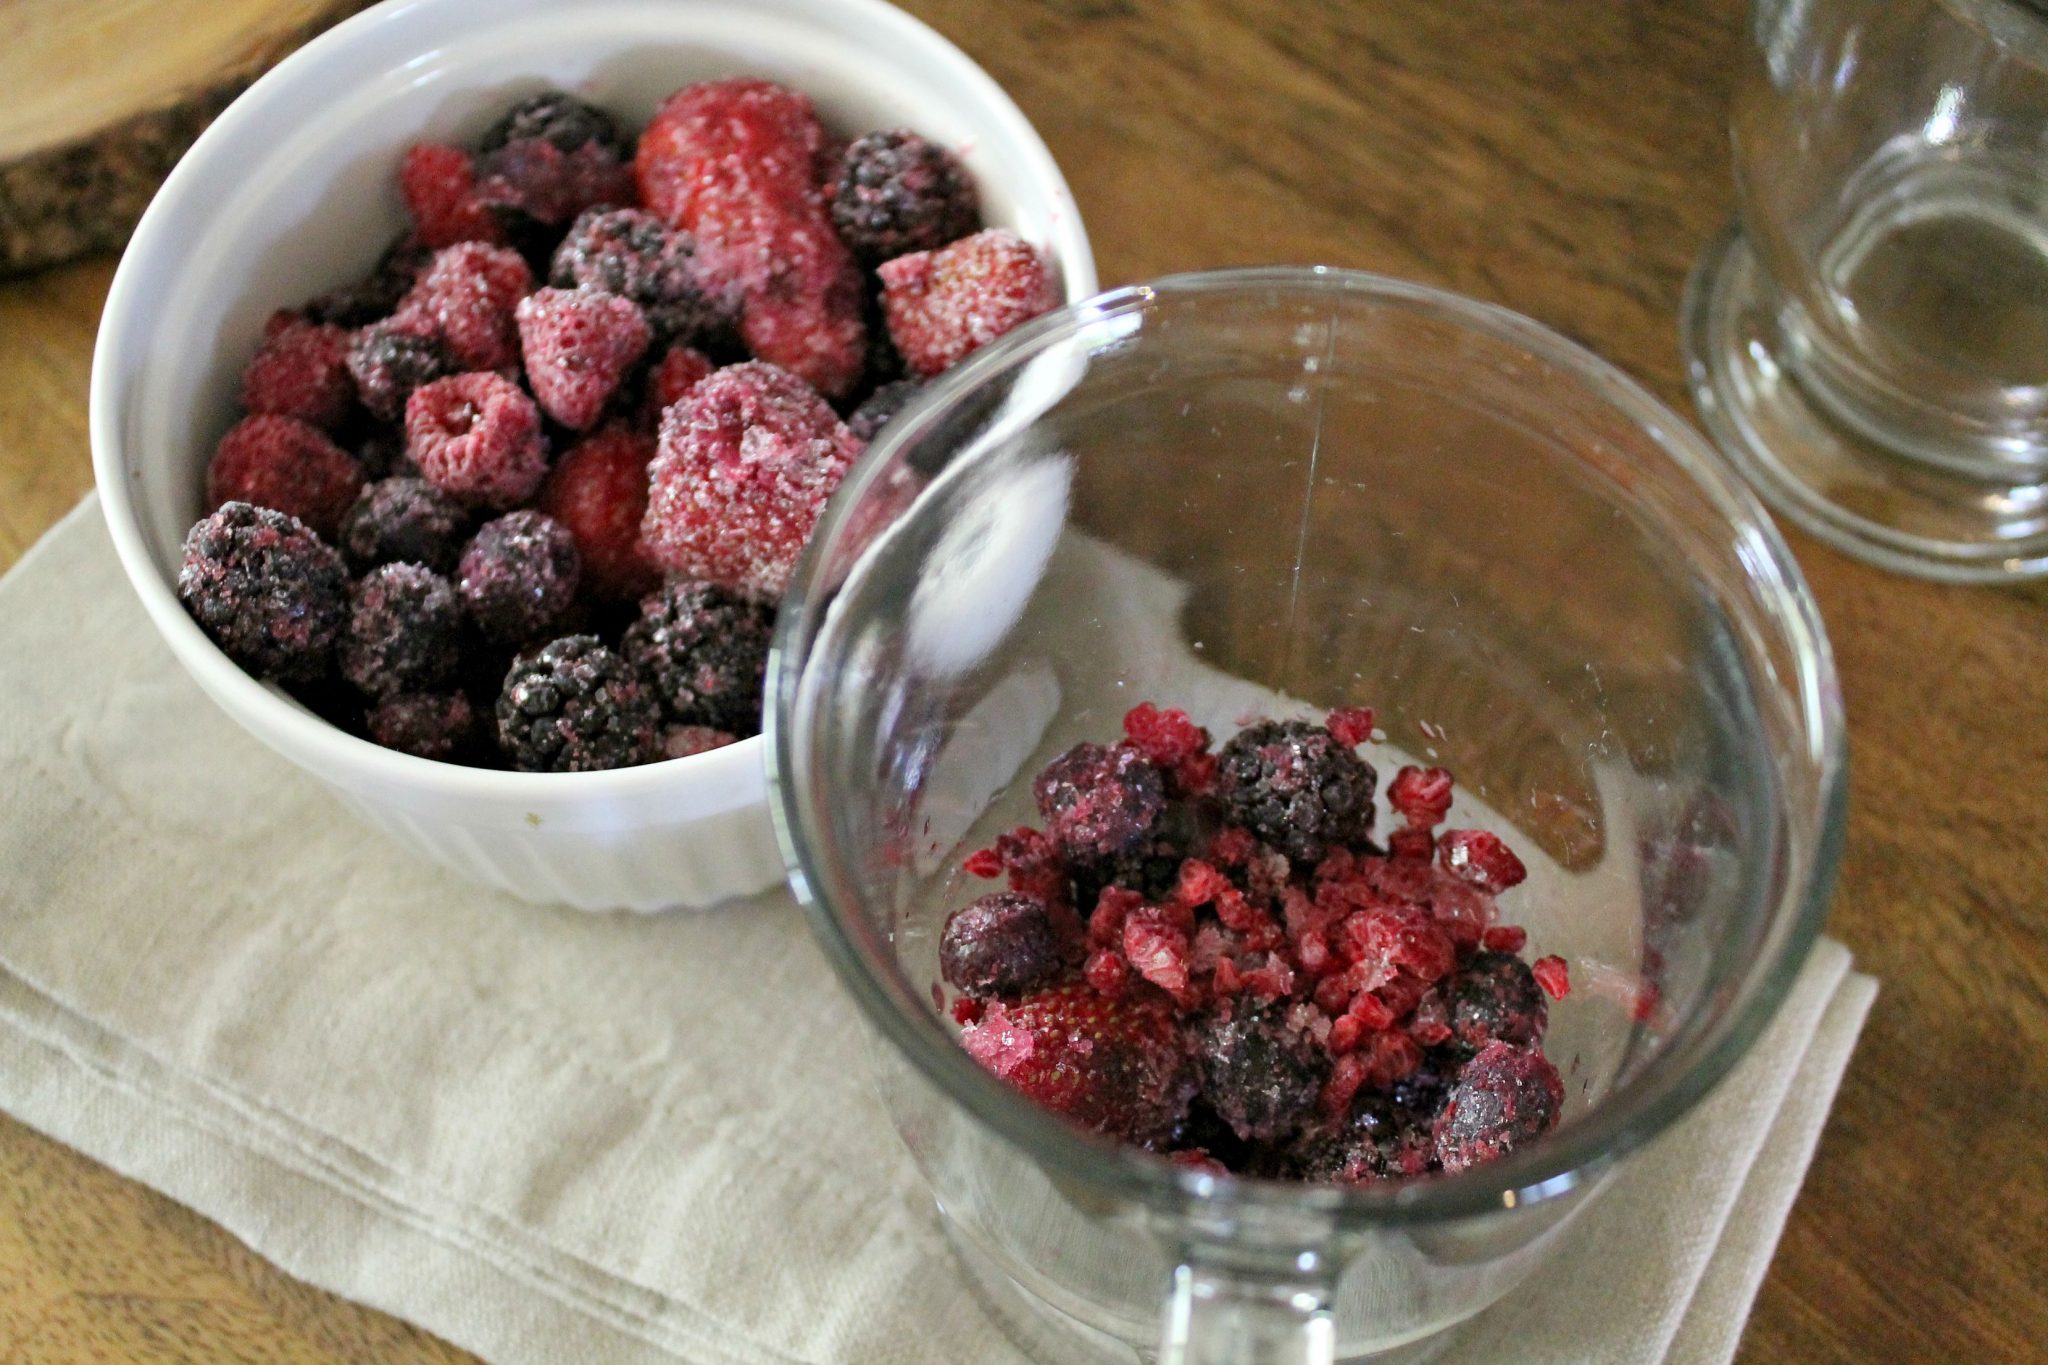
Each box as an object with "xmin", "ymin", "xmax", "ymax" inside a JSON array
[
  {"xmin": 551, "ymin": 208, "xmax": 733, "ymax": 347},
  {"xmin": 457, "ymin": 510, "xmax": 581, "ymax": 645},
  {"xmin": 959, "ymin": 986, "xmax": 1193, "ymax": 1143},
  {"xmin": 340, "ymin": 563, "xmax": 464, "ymax": 698},
  {"xmin": 1192, "ymin": 1006, "xmax": 1327, "ymax": 1144},
  {"xmin": 395, "ymin": 243, "xmax": 534, "ymax": 372},
  {"xmin": 1439, "ymin": 829, "xmax": 1529, "ymax": 893},
  {"xmin": 963, "ymin": 847, "xmax": 1004, "ymax": 879},
  {"xmin": 940, "ymin": 891, "xmax": 1065, "ymax": 997},
  {"xmin": 643, "ymin": 345, "xmax": 717, "ymax": 426},
  {"xmin": 640, "ymin": 360, "xmax": 863, "ymax": 596},
  {"xmin": 1325, "ymin": 706, "xmax": 1376, "ymax": 749},
  {"xmin": 399, "ymin": 143, "xmax": 506, "ymax": 249},
  {"xmin": 1445, "ymin": 951, "xmax": 1548, "ymax": 1051},
  {"xmin": 1388, "ymin": 765, "xmax": 1455, "ymax": 829},
  {"xmin": 495, "ymin": 634, "xmax": 659, "ymax": 773},
  {"xmin": 878, "ymin": 228, "xmax": 1059, "ymax": 379},
  {"xmin": 661, "ymin": 724, "xmax": 739, "ymax": 759},
  {"xmin": 829, "ymin": 129, "xmax": 980, "ymax": 265},
  {"xmin": 347, "ymin": 325, "xmax": 452, "ymax": 422},
  {"xmin": 405, "ymin": 372, "xmax": 549, "ymax": 510},
  {"xmin": 1531, "ymin": 955, "xmax": 1571, "ymax": 1000},
  {"xmin": 1032, "ymin": 742, "xmax": 1166, "ymax": 865},
  {"xmin": 1084, "ymin": 948, "xmax": 1129, "ymax": 997},
  {"xmin": 479, "ymin": 91, "xmax": 629, "ymax": 157},
  {"xmin": 845, "ymin": 378, "xmax": 921, "ymax": 443},
  {"xmin": 515, "ymin": 287, "xmax": 652, "ymax": 429},
  {"xmin": 205, "ymin": 415, "xmax": 366, "ymax": 541},
  {"xmin": 536, "ymin": 427, "xmax": 659, "ymax": 600},
  {"xmin": 1215, "ymin": 719, "xmax": 1377, "ymax": 865},
  {"xmin": 1388, "ymin": 827, "xmax": 1435, "ymax": 861},
  {"xmin": 177, "ymin": 502, "xmax": 347, "ymax": 683},
  {"xmin": 620, "ymin": 578, "xmax": 772, "ymax": 733},
  {"xmin": 1432, "ymin": 1041, "xmax": 1563, "ymax": 1173},
  {"xmin": 338, "ymin": 477, "xmax": 470, "ymax": 573},
  {"xmin": 306, "ymin": 235, "xmax": 431, "ymax": 327},
  {"xmin": 365, "ymin": 691, "xmax": 476, "ymax": 761},
  {"xmin": 1482, "ymin": 925, "xmax": 1528, "ymax": 955},
  {"xmin": 242, "ymin": 313, "xmax": 356, "ymax": 430},
  {"xmin": 1122, "ymin": 904, "xmax": 1194, "ymax": 1001}
]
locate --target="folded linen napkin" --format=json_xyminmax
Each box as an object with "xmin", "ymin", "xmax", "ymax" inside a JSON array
[{"xmin": 0, "ymin": 497, "xmax": 1874, "ymax": 1365}]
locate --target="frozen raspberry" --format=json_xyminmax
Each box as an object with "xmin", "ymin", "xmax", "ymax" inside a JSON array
[
  {"xmin": 1192, "ymin": 1006, "xmax": 1327, "ymax": 1144},
  {"xmin": 829, "ymin": 129, "xmax": 980, "ymax": 265},
  {"xmin": 635, "ymin": 79, "xmax": 867, "ymax": 397},
  {"xmin": 479, "ymin": 91, "xmax": 629, "ymax": 158},
  {"xmin": 404, "ymin": 372, "xmax": 548, "ymax": 510},
  {"xmin": 394, "ymin": 243, "xmax": 534, "ymax": 372},
  {"xmin": 205, "ymin": 415, "xmax": 366, "ymax": 541},
  {"xmin": 456, "ymin": 511, "xmax": 581, "ymax": 645},
  {"xmin": 515, "ymin": 287, "xmax": 652, "ymax": 430},
  {"xmin": 1121, "ymin": 702, "xmax": 1215, "ymax": 794},
  {"xmin": 620, "ymin": 578, "xmax": 772, "ymax": 732},
  {"xmin": 177, "ymin": 502, "xmax": 347, "ymax": 683},
  {"xmin": 1439, "ymin": 829, "xmax": 1529, "ymax": 893},
  {"xmin": 845, "ymin": 378, "xmax": 921, "ymax": 442},
  {"xmin": 340, "ymin": 563, "xmax": 464, "ymax": 699},
  {"xmin": 400, "ymin": 143, "xmax": 506, "ymax": 249},
  {"xmin": 1531, "ymin": 955, "xmax": 1571, "ymax": 1000},
  {"xmin": 536, "ymin": 427, "xmax": 658, "ymax": 600},
  {"xmin": 878, "ymin": 228, "xmax": 1058, "ymax": 379},
  {"xmin": 1216, "ymin": 720, "xmax": 1377, "ymax": 865},
  {"xmin": 959, "ymin": 985, "xmax": 1193, "ymax": 1143},
  {"xmin": 495, "ymin": 635, "xmax": 660, "ymax": 773},
  {"xmin": 661, "ymin": 724, "xmax": 739, "ymax": 759},
  {"xmin": 1032, "ymin": 743, "xmax": 1166, "ymax": 865},
  {"xmin": 338, "ymin": 477, "xmax": 471, "ymax": 573},
  {"xmin": 1482, "ymin": 925, "xmax": 1528, "ymax": 955},
  {"xmin": 940, "ymin": 891, "xmax": 1065, "ymax": 998},
  {"xmin": 1444, "ymin": 951, "xmax": 1548, "ymax": 1052},
  {"xmin": 642, "ymin": 345, "xmax": 716, "ymax": 426},
  {"xmin": 1389, "ymin": 765, "xmax": 1455, "ymax": 829},
  {"xmin": 640, "ymin": 361, "xmax": 863, "ymax": 596},
  {"xmin": 306, "ymin": 235, "xmax": 432, "ymax": 327},
  {"xmin": 366, "ymin": 691, "xmax": 477, "ymax": 761},
  {"xmin": 550, "ymin": 207, "xmax": 732, "ymax": 346},
  {"xmin": 242, "ymin": 313, "xmax": 356, "ymax": 430},
  {"xmin": 1432, "ymin": 1041, "xmax": 1563, "ymax": 1174},
  {"xmin": 346, "ymin": 325, "xmax": 452, "ymax": 422}
]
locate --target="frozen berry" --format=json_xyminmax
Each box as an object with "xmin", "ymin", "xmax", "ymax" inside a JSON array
[
  {"xmin": 495, "ymin": 634, "xmax": 659, "ymax": 772},
  {"xmin": 366, "ymin": 691, "xmax": 477, "ymax": 761},
  {"xmin": 878, "ymin": 228, "xmax": 1058, "ymax": 379},
  {"xmin": 347, "ymin": 325, "xmax": 452, "ymax": 422},
  {"xmin": 340, "ymin": 563, "xmax": 464, "ymax": 698},
  {"xmin": 537, "ymin": 427, "xmax": 658, "ymax": 600},
  {"xmin": 1444, "ymin": 951, "xmax": 1548, "ymax": 1052},
  {"xmin": 1032, "ymin": 743, "xmax": 1166, "ymax": 866},
  {"xmin": 338, "ymin": 477, "xmax": 470, "ymax": 573},
  {"xmin": 1389, "ymin": 765, "xmax": 1455, "ymax": 829},
  {"xmin": 242, "ymin": 313, "xmax": 356, "ymax": 430},
  {"xmin": 620, "ymin": 578, "xmax": 772, "ymax": 732},
  {"xmin": 550, "ymin": 207, "xmax": 732, "ymax": 346},
  {"xmin": 959, "ymin": 985, "xmax": 1193, "ymax": 1143},
  {"xmin": 643, "ymin": 344, "xmax": 716, "ymax": 426},
  {"xmin": 205, "ymin": 415, "xmax": 366, "ymax": 541},
  {"xmin": 479, "ymin": 91, "xmax": 629, "ymax": 157},
  {"xmin": 846, "ymin": 378, "xmax": 921, "ymax": 442},
  {"xmin": 515, "ymin": 287, "xmax": 652, "ymax": 430},
  {"xmin": 830, "ymin": 130, "xmax": 980, "ymax": 265},
  {"xmin": 661, "ymin": 724, "xmax": 739, "ymax": 759},
  {"xmin": 306, "ymin": 235, "xmax": 432, "ymax": 328},
  {"xmin": 1215, "ymin": 719, "xmax": 1376, "ymax": 864},
  {"xmin": 474, "ymin": 136, "xmax": 636, "ymax": 229},
  {"xmin": 177, "ymin": 502, "xmax": 347, "ymax": 683},
  {"xmin": 1439, "ymin": 829, "xmax": 1529, "ymax": 893},
  {"xmin": 1531, "ymin": 955, "xmax": 1571, "ymax": 1001},
  {"xmin": 640, "ymin": 360, "xmax": 863, "ymax": 596},
  {"xmin": 405, "ymin": 372, "xmax": 548, "ymax": 510},
  {"xmin": 1432, "ymin": 1040, "xmax": 1563, "ymax": 1174},
  {"xmin": 635, "ymin": 79, "xmax": 866, "ymax": 397},
  {"xmin": 1192, "ymin": 1006, "xmax": 1328, "ymax": 1144},
  {"xmin": 1289, "ymin": 1079, "xmax": 1445, "ymax": 1184},
  {"xmin": 457, "ymin": 510, "xmax": 580, "ymax": 645},
  {"xmin": 399, "ymin": 143, "xmax": 505, "ymax": 249},
  {"xmin": 394, "ymin": 242, "xmax": 533, "ymax": 371},
  {"xmin": 940, "ymin": 891, "xmax": 1065, "ymax": 998}
]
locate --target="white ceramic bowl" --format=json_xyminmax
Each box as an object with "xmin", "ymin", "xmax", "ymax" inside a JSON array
[{"xmin": 90, "ymin": 0, "xmax": 1097, "ymax": 912}]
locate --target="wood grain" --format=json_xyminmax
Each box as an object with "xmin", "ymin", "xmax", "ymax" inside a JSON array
[{"xmin": 1, "ymin": 1, "xmax": 2044, "ymax": 1361}]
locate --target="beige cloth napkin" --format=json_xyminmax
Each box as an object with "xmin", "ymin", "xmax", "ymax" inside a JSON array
[{"xmin": 0, "ymin": 497, "xmax": 1875, "ymax": 1365}]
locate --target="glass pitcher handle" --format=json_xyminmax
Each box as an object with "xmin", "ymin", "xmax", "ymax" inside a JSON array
[{"xmin": 1158, "ymin": 1251, "xmax": 1337, "ymax": 1365}]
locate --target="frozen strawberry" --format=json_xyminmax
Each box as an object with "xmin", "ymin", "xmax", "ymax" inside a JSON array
[
  {"xmin": 241, "ymin": 312, "xmax": 356, "ymax": 430},
  {"xmin": 515, "ymin": 287, "xmax": 652, "ymax": 430},
  {"xmin": 205, "ymin": 415, "xmax": 366, "ymax": 540},
  {"xmin": 399, "ymin": 143, "xmax": 506, "ymax": 249},
  {"xmin": 640, "ymin": 360, "xmax": 862, "ymax": 596},
  {"xmin": 878, "ymin": 228, "xmax": 1058, "ymax": 379},
  {"xmin": 959, "ymin": 985, "xmax": 1193, "ymax": 1143},
  {"xmin": 404, "ymin": 372, "xmax": 548, "ymax": 509},
  {"xmin": 394, "ymin": 243, "xmax": 534, "ymax": 372},
  {"xmin": 642, "ymin": 344, "xmax": 716, "ymax": 427},
  {"xmin": 536, "ymin": 426, "xmax": 658, "ymax": 600}
]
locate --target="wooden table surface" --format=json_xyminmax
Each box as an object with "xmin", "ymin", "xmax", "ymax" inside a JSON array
[{"xmin": 2, "ymin": 1, "xmax": 2044, "ymax": 1361}]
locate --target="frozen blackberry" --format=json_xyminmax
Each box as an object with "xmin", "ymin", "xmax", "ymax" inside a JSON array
[
  {"xmin": 1031, "ymin": 742, "xmax": 1166, "ymax": 866},
  {"xmin": 1444, "ymin": 951, "xmax": 1548, "ymax": 1052},
  {"xmin": 1289, "ymin": 1088, "xmax": 1440, "ymax": 1184},
  {"xmin": 1431, "ymin": 1041, "xmax": 1563, "ymax": 1174},
  {"xmin": 347, "ymin": 325, "xmax": 452, "ymax": 422},
  {"xmin": 340, "ymin": 563, "xmax": 464, "ymax": 698},
  {"xmin": 939, "ymin": 892, "xmax": 1065, "ymax": 998},
  {"xmin": 177, "ymin": 502, "xmax": 347, "ymax": 684},
  {"xmin": 1192, "ymin": 1006, "xmax": 1327, "ymax": 1144},
  {"xmin": 479, "ymin": 91, "xmax": 628, "ymax": 157},
  {"xmin": 846, "ymin": 378, "xmax": 921, "ymax": 442},
  {"xmin": 619, "ymin": 579, "xmax": 772, "ymax": 733},
  {"xmin": 550, "ymin": 207, "xmax": 731, "ymax": 346},
  {"xmin": 457, "ymin": 511, "xmax": 581, "ymax": 645},
  {"xmin": 1215, "ymin": 719, "xmax": 1376, "ymax": 864},
  {"xmin": 339, "ymin": 477, "xmax": 471, "ymax": 573},
  {"xmin": 366, "ymin": 691, "xmax": 477, "ymax": 761},
  {"xmin": 495, "ymin": 635, "xmax": 660, "ymax": 773},
  {"xmin": 830, "ymin": 130, "xmax": 979, "ymax": 265}
]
